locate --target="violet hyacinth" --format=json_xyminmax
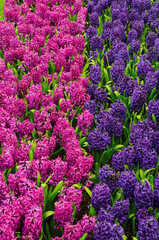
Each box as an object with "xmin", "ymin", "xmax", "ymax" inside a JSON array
[
  {"xmin": 111, "ymin": 199, "xmax": 130, "ymax": 224},
  {"xmin": 134, "ymin": 180, "xmax": 154, "ymax": 210},
  {"xmin": 154, "ymin": 175, "xmax": 159, "ymax": 208},
  {"xmin": 90, "ymin": 64, "xmax": 101, "ymax": 83},
  {"xmin": 88, "ymin": 128, "xmax": 111, "ymax": 151},
  {"xmin": 138, "ymin": 216, "xmax": 159, "ymax": 240},
  {"xmin": 119, "ymin": 170, "xmax": 137, "ymax": 200},
  {"xmin": 99, "ymin": 164, "xmax": 119, "ymax": 191},
  {"xmin": 112, "ymin": 146, "xmax": 136, "ymax": 172},
  {"xmin": 91, "ymin": 183, "xmax": 111, "ymax": 212},
  {"xmin": 93, "ymin": 221, "xmax": 125, "ymax": 240},
  {"xmin": 148, "ymin": 100, "xmax": 159, "ymax": 122}
]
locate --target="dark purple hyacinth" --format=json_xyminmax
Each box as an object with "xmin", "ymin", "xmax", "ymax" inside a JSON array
[
  {"xmin": 112, "ymin": 146, "xmax": 136, "ymax": 172},
  {"xmin": 86, "ymin": 26, "xmax": 98, "ymax": 39},
  {"xmin": 134, "ymin": 180, "xmax": 154, "ymax": 210},
  {"xmin": 90, "ymin": 12, "xmax": 99, "ymax": 27},
  {"xmin": 90, "ymin": 64, "xmax": 101, "ymax": 84},
  {"xmin": 140, "ymin": 148, "xmax": 158, "ymax": 170},
  {"xmin": 90, "ymin": 35, "xmax": 104, "ymax": 52},
  {"xmin": 116, "ymin": 75, "xmax": 134, "ymax": 97},
  {"xmin": 99, "ymin": 164, "xmax": 119, "ymax": 191},
  {"xmin": 91, "ymin": 183, "xmax": 111, "ymax": 213},
  {"xmin": 137, "ymin": 60, "xmax": 154, "ymax": 79},
  {"xmin": 119, "ymin": 170, "xmax": 137, "ymax": 200},
  {"xmin": 97, "ymin": 207, "xmax": 115, "ymax": 224},
  {"xmin": 146, "ymin": 46, "xmax": 158, "ymax": 63},
  {"xmin": 130, "ymin": 40, "xmax": 140, "ymax": 54},
  {"xmin": 148, "ymin": 100, "xmax": 159, "ymax": 122},
  {"xmin": 154, "ymin": 175, "xmax": 159, "ymax": 208},
  {"xmin": 94, "ymin": 87, "xmax": 107, "ymax": 103},
  {"xmin": 109, "ymin": 100, "xmax": 127, "ymax": 123},
  {"xmin": 138, "ymin": 216, "xmax": 159, "ymax": 240},
  {"xmin": 88, "ymin": 128, "xmax": 111, "ymax": 151},
  {"xmin": 87, "ymin": 83, "xmax": 98, "ymax": 99},
  {"xmin": 146, "ymin": 32, "xmax": 157, "ymax": 48},
  {"xmin": 84, "ymin": 100, "xmax": 97, "ymax": 115},
  {"xmin": 127, "ymin": 29, "xmax": 138, "ymax": 44},
  {"xmin": 111, "ymin": 199, "xmax": 130, "ymax": 224},
  {"xmin": 130, "ymin": 84, "xmax": 147, "ymax": 113},
  {"xmin": 93, "ymin": 221, "xmax": 125, "ymax": 240},
  {"xmin": 96, "ymin": 110, "xmax": 123, "ymax": 138},
  {"xmin": 110, "ymin": 60, "xmax": 125, "ymax": 83},
  {"xmin": 136, "ymin": 208, "xmax": 150, "ymax": 227},
  {"xmin": 145, "ymin": 71, "xmax": 158, "ymax": 94}
]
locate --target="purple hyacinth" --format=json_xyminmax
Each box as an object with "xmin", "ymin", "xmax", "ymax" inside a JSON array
[
  {"xmin": 110, "ymin": 60, "xmax": 125, "ymax": 84},
  {"xmin": 136, "ymin": 208, "xmax": 150, "ymax": 227},
  {"xmin": 137, "ymin": 60, "xmax": 154, "ymax": 79},
  {"xmin": 90, "ymin": 64, "xmax": 101, "ymax": 84},
  {"xmin": 119, "ymin": 170, "xmax": 137, "ymax": 200},
  {"xmin": 154, "ymin": 175, "xmax": 159, "ymax": 208},
  {"xmin": 90, "ymin": 35, "xmax": 104, "ymax": 52},
  {"xmin": 94, "ymin": 87, "xmax": 107, "ymax": 103},
  {"xmin": 88, "ymin": 128, "xmax": 111, "ymax": 151},
  {"xmin": 97, "ymin": 207, "xmax": 115, "ymax": 224},
  {"xmin": 130, "ymin": 84, "xmax": 147, "ymax": 113},
  {"xmin": 112, "ymin": 146, "xmax": 136, "ymax": 172},
  {"xmin": 86, "ymin": 26, "xmax": 98, "ymax": 39},
  {"xmin": 145, "ymin": 71, "xmax": 158, "ymax": 94},
  {"xmin": 99, "ymin": 164, "xmax": 119, "ymax": 191},
  {"xmin": 93, "ymin": 221, "xmax": 125, "ymax": 240},
  {"xmin": 146, "ymin": 32, "xmax": 157, "ymax": 48},
  {"xmin": 96, "ymin": 110, "xmax": 123, "ymax": 138},
  {"xmin": 109, "ymin": 100, "xmax": 127, "ymax": 123},
  {"xmin": 140, "ymin": 148, "xmax": 158, "ymax": 170},
  {"xmin": 127, "ymin": 29, "xmax": 138, "ymax": 44},
  {"xmin": 148, "ymin": 100, "xmax": 159, "ymax": 122},
  {"xmin": 138, "ymin": 216, "xmax": 159, "ymax": 240},
  {"xmin": 116, "ymin": 75, "xmax": 134, "ymax": 97},
  {"xmin": 84, "ymin": 100, "xmax": 97, "ymax": 115},
  {"xmin": 146, "ymin": 46, "xmax": 158, "ymax": 63},
  {"xmin": 111, "ymin": 199, "xmax": 130, "ymax": 224},
  {"xmin": 91, "ymin": 183, "xmax": 111, "ymax": 212},
  {"xmin": 134, "ymin": 180, "xmax": 154, "ymax": 210},
  {"xmin": 130, "ymin": 40, "xmax": 140, "ymax": 54},
  {"xmin": 90, "ymin": 12, "xmax": 99, "ymax": 27}
]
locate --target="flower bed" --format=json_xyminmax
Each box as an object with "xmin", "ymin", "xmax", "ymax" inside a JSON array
[
  {"xmin": 1, "ymin": 0, "xmax": 159, "ymax": 239},
  {"xmin": 85, "ymin": 0, "xmax": 159, "ymax": 239},
  {"xmin": 0, "ymin": 0, "xmax": 95, "ymax": 239}
]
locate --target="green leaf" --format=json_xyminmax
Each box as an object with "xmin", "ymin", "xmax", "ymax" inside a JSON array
[
  {"xmin": 140, "ymin": 169, "xmax": 145, "ymax": 179},
  {"xmin": 80, "ymin": 137, "xmax": 87, "ymax": 147},
  {"xmin": 45, "ymin": 223, "xmax": 52, "ymax": 240},
  {"xmin": 72, "ymin": 204, "xmax": 76, "ymax": 220},
  {"xmin": 152, "ymin": 114, "xmax": 156, "ymax": 122},
  {"xmin": 84, "ymin": 186, "xmax": 92, "ymax": 197},
  {"xmin": 129, "ymin": 214, "xmax": 135, "ymax": 219},
  {"xmin": 37, "ymin": 172, "xmax": 41, "ymax": 187},
  {"xmin": 43, "ymin": 173, "xmax": 54, "ymax": 186},
  {"xmin": 132, "ymin": 237, "xmax": 138, "ymax": 240},
  {"xmin": 46, "ymin": 181, "xmax": 63, "ymax": 210},
  {"xmin": 89, "ymin": 205, "xmax": 96, "ymax": 217},
  {"xmin": 80, "ymin": 233, "xmax": 88, "ymax": 240},
  {"xmin": 51, "ymin": 147, "xmax": 64, "ymax": 157},
  {"xmin": 43, "ymin": 211, "xmax": 55, "ymax": 220},
  {"xmin": 83, "ymin": 62, "xmax": 89, "ymax": 73},
  {"xmin": 29, "ymin": 150, "xmax": 34, "ymax": 161},
  {"xmin": 112, "ymin": 192, "xmax": 121, "ymax": 206},
  {"xmin": 122, "ymin": 235, "xmax": 127, "ymax": 240}
]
